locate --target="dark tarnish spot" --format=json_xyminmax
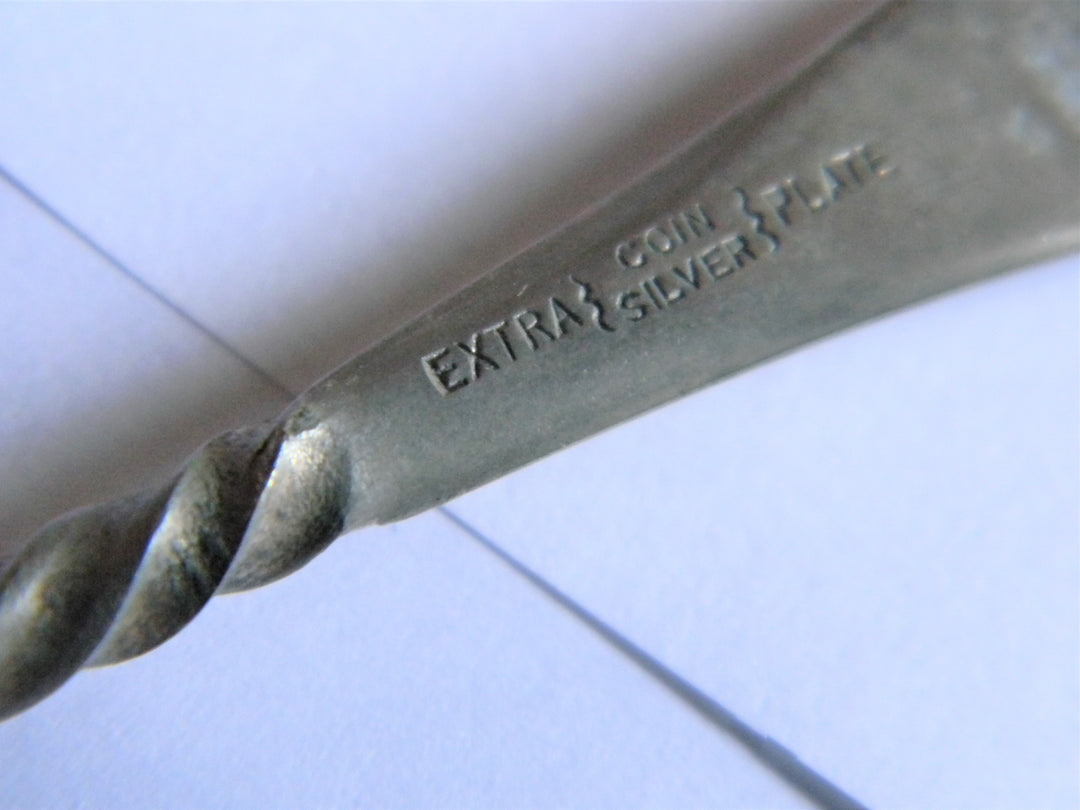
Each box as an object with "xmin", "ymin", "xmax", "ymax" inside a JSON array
[{"xmin": 284, "ymin": 406, "xmax": 320, "ymax": 435}]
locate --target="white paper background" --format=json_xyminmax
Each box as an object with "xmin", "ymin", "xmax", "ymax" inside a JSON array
[{"xmin": 0, "ymin": 3, "xmax": 1076, "ymax": 808}]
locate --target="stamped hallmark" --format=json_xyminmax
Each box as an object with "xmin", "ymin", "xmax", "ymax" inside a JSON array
[
  {"xmin": 422, "ymin": 143, "xmax": 894, "ymax": 396},
  {"xmin": 614, "ymin": 204, "xmax": 716, "ymax": 270},
  {"xmin": 421, "ymin": 278, "xmax": 610, "ymax": 396}
]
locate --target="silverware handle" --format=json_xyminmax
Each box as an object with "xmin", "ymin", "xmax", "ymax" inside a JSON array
[{"xmin": 2, "ymin": 0, "xmax": 1077, "ymax": 721}]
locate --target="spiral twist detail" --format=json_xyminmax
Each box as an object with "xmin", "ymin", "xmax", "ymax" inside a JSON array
[{"xmin": 0, "ymin": 408, "xmax": 354, "ymax": 721}]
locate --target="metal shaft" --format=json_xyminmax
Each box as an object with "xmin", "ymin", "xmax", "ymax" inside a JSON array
[{"xmin": 2, "ymin": 0, "xmax": 1078, "ymax": 721}]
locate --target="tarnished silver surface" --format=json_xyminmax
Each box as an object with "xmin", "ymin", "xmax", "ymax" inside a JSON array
[{"xmin": 1, "ymin": 0, "xmax": 1078, "ymax": 721}]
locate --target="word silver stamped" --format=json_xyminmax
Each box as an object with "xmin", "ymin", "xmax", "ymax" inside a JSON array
[{"xmin": 423, "ymin": 142, "xmax": 895, "ymax": 396}]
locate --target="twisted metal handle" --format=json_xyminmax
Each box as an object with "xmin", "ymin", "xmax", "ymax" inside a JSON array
[{"xmin": 0, "ymin": 411, "xmax": 351, "ymax": 720}]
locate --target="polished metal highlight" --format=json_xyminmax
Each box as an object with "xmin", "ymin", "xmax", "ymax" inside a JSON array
[{"xmin": 2, "ymin": 1, "xmax": 1078, "ymax": 720}]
